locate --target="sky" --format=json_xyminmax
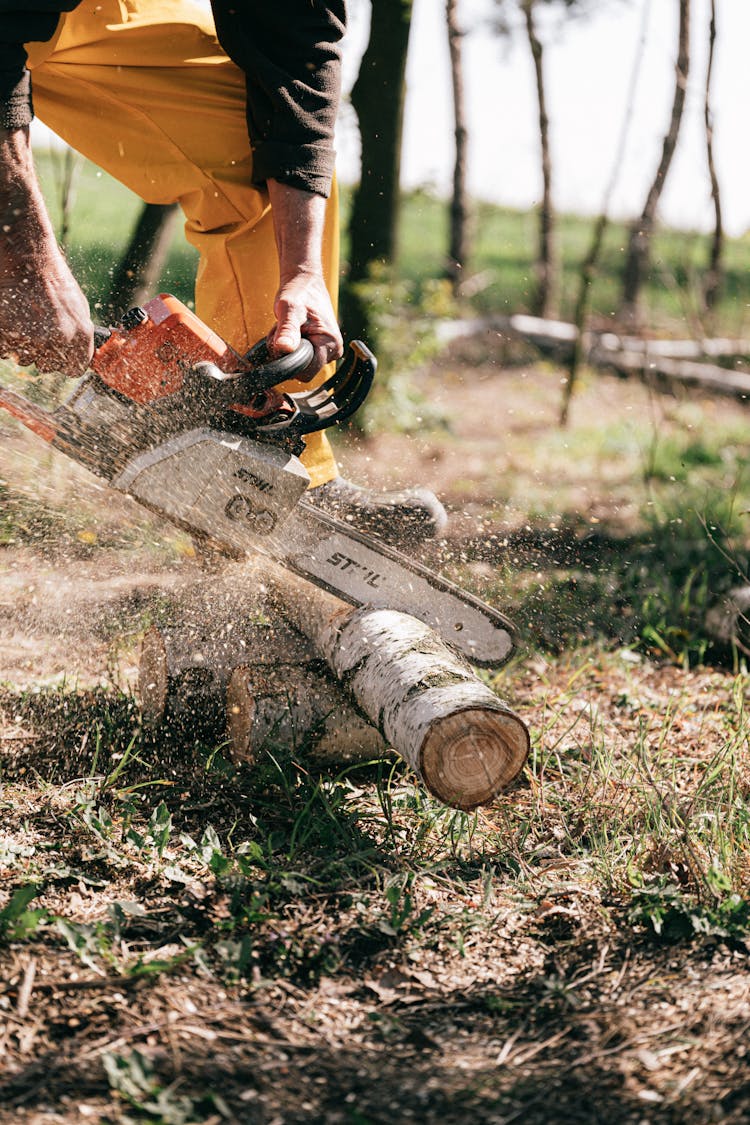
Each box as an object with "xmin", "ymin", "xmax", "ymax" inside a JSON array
[
  {"xmin": 337, "ymin": 0, "xmax": 750, "ymax": 237},
  {"xmin": 30, "ymin": 0, "xmax": 750, "ymax": 238}
]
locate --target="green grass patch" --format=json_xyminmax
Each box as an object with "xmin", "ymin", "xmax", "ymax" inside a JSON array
[{"xmin": 31, "ymin": 151, "xmax": 750, "ymax": 339}]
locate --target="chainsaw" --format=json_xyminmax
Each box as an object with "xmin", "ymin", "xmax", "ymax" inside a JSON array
[{"xmin": 0, "ymin": 294, "xmax": 516, "ymax": 666}]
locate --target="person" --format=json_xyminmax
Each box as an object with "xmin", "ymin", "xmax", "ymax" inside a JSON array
[{"xmin": 0, "ymin": 1, "xmax": 446, "ymax": 545}]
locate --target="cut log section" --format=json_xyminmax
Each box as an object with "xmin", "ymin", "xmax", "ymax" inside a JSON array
[
  {"xmin": 705, "ymin": 586, "xmax": 750, "ymax": 655},
  {"xmin": 225, "ymin": 663, "xmax": 385, "ymax": 766},
  {"xmin": 259, "ymin": 558, "xmax": 530, "ymax": 810},
  {"xmin": 139, "ymin": 618, "xmax": 384, "ymax": 766}
]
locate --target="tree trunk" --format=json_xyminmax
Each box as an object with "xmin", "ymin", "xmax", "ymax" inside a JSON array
[
  {"xmin": 445, "ymin": 0, "xmax": 471, "ymax": 294},
  {"xmin": 260, "ymin": 558, "xmax": 529, "ymax": 810},
  {"xmin": 560, "ymin": 0, "xmax": 650, "ymax": 425},
  {"xmin": 345, "ymin": 0, "xmax": 413, "ymax": 304},
  {"xmin": 107, "ymin": 202, "xmax": 180, "ymax": 319},
  {"xmin": 522, "ymin": 0, "xmax": 557, "ymax": 318},
  {"xmin": 620, "ymin": 0, "xmax": 690, "ymax": 324},
  {"xmin": 702, "ymin": 0, "xmax": 723, "ymax": 312},
  {"xmin": 52, "ymin": 147, "xmax": 83, "ymax": 253}
]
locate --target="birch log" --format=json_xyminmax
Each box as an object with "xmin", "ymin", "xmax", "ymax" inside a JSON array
[
  {"xmin": 225, "ymin": 663, "xmax": 385, "ymax": 766},
  {"xmin": 139, "ymin": 620, "xmax": 384, "ymax": 766},
  {"xmin": 259, "ymin": 559, "xmax": 529, "ymax": 809}
]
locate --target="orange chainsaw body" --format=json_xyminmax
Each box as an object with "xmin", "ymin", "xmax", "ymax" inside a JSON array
[{"xmin": 92, "ymin": 293, "xmax": 243, "ymax": 405}]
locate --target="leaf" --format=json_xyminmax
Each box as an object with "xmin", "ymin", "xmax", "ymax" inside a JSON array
[{"xmin": 0, "ymin": 885, "xmax": 45, "ymax": 943}]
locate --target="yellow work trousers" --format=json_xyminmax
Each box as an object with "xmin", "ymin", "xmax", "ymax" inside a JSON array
[{"xmin": 25, "ymin": 0, "xmax": 339, "ymax": 487}]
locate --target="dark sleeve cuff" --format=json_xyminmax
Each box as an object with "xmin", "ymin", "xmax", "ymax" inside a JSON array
[
  {"xmin": 252, "ymin": 141, "xmax": 336, "ymax": 198},
  {"xmin": 0, "ymin": 69, "xmax": 32, "ymax": 130}
]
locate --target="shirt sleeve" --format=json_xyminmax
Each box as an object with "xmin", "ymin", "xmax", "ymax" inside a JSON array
[
  {"xmin": 210, "ymin": 1, "xmax": 346, "ymax": 198},
  {"xmin": 0, "ymin": 5, "xmax": 80, "ymax": 129}
]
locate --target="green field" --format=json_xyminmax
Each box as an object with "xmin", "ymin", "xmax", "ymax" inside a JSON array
[{"xmin": 34, "ymin": 149, "xmax": 750, "ymax": 337}]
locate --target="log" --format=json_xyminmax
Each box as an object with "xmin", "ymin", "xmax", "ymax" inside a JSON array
[
  {"xmin": 139, "ymin": 615, "xmax": 308, "ymax": 735},
  {"xmin": 139, "ymin": 620, "xmax": 384, "ymax": 766},
  {"xmin": 589, "ymin": 344, "xmax": 750, "ymax": 403},
  {"xmin": 258, "ymin": 559, "xmax": 530, "ymax": 810},
  {"xmin": 433, "ymin": 314, "xmax": 750, "ymax": 401},
  {"xmin": 225, "ymin": 664, "xmax": 385, "ymax": 766},
  {"xmin": 705, "ymin": 586, "xmax": 750, "ymax": 655},
  {"xmin": 606, "ymin": 335, "xmax": 750, "ymax": 361}
]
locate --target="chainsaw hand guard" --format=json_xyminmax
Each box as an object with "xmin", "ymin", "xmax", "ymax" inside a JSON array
[{"xmin": 256, "ymin": 340, "xmax": 376, "ymax": 436}]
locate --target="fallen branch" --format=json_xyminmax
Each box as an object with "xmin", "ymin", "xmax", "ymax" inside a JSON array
[
  {"xmin": 590, "ymin": 343, "xmax": 750, "ymax": 403},
  {"xmin": 435, "ymin": 314, "xmax": 750, "ymax": 404}
]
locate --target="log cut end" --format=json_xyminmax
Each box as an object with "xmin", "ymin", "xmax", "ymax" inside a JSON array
[
  {"xmin": 420, "ymin": 707, "xmax": 529, "ymax": 811},
  {"xmin": 139, "ymin": 626, "xmax": 169, "ymax": 727},
  {"xmin": 226, "ymin": 665, "xmax": 256, "ymax": 765}
]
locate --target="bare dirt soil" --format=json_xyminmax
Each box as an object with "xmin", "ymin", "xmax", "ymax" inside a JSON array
[{"xmin": 1, "ymin": 347, "xmax": 749, "ymax": 1124}]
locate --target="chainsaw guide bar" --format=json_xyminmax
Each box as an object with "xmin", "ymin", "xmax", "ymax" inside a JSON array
[{"xmin": 112, "ymin": 426, "xmax": 516, "ymax": 667}]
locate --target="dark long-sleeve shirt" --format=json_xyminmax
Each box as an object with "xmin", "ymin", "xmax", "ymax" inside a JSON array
[{"xmin": 0, "ymin": 1, "xmax": 345, "ymax": 196}]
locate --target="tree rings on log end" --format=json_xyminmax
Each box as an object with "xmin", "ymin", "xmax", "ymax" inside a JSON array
[{"xmin": 420, "ymin": 707, "xmax": 530, "ymax": 811}]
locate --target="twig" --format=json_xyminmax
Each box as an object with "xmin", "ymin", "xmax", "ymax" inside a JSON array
[{"xmin": 16, "ymin": 957, "xmax": 36, "ymax": 1019}]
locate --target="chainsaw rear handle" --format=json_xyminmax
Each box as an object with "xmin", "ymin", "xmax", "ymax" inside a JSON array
[
  {"xmin": 242, "ymin": 336, "xmax": 315, "ymax": 388},
  {"xmin": 180, "ymin": 336, "xmax": 355, "ymax": 414}
]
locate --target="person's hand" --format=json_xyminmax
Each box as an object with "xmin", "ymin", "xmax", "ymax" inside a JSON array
[
  {"xmin": 0, "ymin": 128, "xmax": 93, "ymax": 377},
  {"xmin": 0, "ymin": 235, "xmax": 94, "ymax": 376},
  {"xmin": 270, "ymin": 267, "xmax": 343, "ymax": 379},
  {"xmin": 266, "ymin": 179, "xmax": 343, "ymax": 380}
]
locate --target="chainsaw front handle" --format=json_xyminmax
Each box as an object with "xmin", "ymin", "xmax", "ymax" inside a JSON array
[
  {"xmin": 242, "ymin": 336, "xmax": 315, "ymax": 388},
  {"xmin": 183, "ymin": 339, "xmax": 375, "ymax": 435}
]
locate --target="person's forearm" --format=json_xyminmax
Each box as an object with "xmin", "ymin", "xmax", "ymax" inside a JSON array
[
  {"xmin": 265, "ymin": 179, "xmax": 342, "ymax": 374},
  {"xmin": 0, "ymin": 127, "xmax": 53, "ymax": 258},
  {"xmin": 267, "ymin": 179, "xmax": 326, "ymax": 282},
  {"xmin": 0, "ymin": 126, "xmax": 93, "ymax": 375}
]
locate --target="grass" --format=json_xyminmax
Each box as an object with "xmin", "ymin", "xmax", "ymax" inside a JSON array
[
  {"xmin": 388, "ymin": 190, "xmax": 750, "ymax": 336},
  {"xmin": 1, "ymin": 154, "xmax": 750, "ymax": 1122}
]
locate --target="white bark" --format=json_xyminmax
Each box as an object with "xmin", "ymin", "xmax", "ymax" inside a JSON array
[{"xmin": 261, "ymin": 560, "xmax": 529, "ymax": 809}]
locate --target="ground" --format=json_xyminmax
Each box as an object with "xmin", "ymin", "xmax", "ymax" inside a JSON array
[{"xmin": 1, "ymin": 342, "xmax": 750, "ymax": 1124}]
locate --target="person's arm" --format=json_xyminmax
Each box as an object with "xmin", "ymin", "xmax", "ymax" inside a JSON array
[
  {"xmin": 211, "ymin": 2, "xmax": 346, "ymax": 371},
  {"xmin": 210, "ymin": 1, "xmax": 346, "ymax": 198},
  {"xmin": 267, "ymin": 179, "xmax": 342, "ymax": 376},
  {"xmin": 0, "ymin": 5, "xmax": 91, "ymax": 375},
  {"xmin": 0, "ymin": 125, "xmax": 93, "ymax": 375}
]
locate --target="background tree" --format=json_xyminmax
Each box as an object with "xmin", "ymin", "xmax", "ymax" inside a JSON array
[
  {"xmin": 107, "ymin": 202, "xmax": 180, "ymax": 319},
  {"xmin": 620, "ymin": 0, "xmax": 690, "ymax": 325},
  {"xmin": 702, "ymin": 0, "xmax": 723, "ymax": 313},
  {"xmin": 445, "ymin": 0, "xmax": 471, "ymax": 295},
  {"xmin": 493, "ymin": 0, "xmax": 593, "ymax": 318},
  {"xmin": 560, "ymin": 0, "xmax": 650, "ymax": 426},
  {"xmin": 343, "ymin": 0, "xmax": 414, "ymax": 344},
  {"xmin": 521, "ymin": 0, "xmax": 557, "ymax": 317}
]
